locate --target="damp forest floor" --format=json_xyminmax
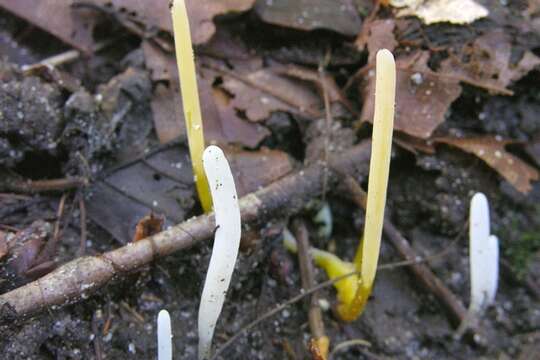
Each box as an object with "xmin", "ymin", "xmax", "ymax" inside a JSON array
[{"xmin": 0, "ymin": 1, "xmax": 539, "ymax": 359}]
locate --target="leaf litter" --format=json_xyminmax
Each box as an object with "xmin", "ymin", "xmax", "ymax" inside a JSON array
[
  {"xmin": 0, "ymin": 0, "xmax": 540, "ymax": 359},
  {"xmin": 436, "ymin": 136, "xmax": 540, "ymax": 194}
]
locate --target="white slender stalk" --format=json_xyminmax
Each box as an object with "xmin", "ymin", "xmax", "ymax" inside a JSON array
[
  {"xmin": 469, "ymin": 193, "xmax": 498, "ymax": 314},
  {"xmin": 157, "ymin": 309, "xmax": 172, "ymax": 360},
  {"xmin": 485, "ymin": 235, "xmax": 499, "ymax": 305},
  {"xmin": 198, "ymin": 146, "xmax": 241, "ymax": 360}
]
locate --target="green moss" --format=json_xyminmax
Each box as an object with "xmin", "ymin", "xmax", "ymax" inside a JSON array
[{"xmin": 504, "ymin": 207, "xmax": 540, "ymax": 279}]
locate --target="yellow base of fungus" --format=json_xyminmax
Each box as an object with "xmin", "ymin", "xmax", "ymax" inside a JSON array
[{"xmin": 284, "ymin": 49, "xmax": 396, "ymax": 322}]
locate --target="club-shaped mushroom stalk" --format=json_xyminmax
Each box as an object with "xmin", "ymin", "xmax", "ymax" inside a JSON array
[
  {"xmin": 343, "ymin": 49, "xmax": 396, "ymax": 321},
  {"xmin": 157, "ymin": 309, "xmax": 172, "ymax": 360},
  {"xmin": 198, "ymin": 145, "xmax": 241, "ymax": 360},
  {"xmin": 282, "ymin": 49, "xmax": 396, "ymax": 322},
  {"xmin": 170, "ymin": 0, "xmax": 212, "ymax": 212},
  {"xmin": 469, "ymin": 193, "xmax": 499, "ymax": 314}
]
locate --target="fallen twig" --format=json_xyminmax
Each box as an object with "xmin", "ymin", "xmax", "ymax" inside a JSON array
[
  {"xmin": 21, "ymin": 39, "xmax": 116, "ymax": 73},
  {"xmin": 0, "ymin": 176, "xmax": 88, "ymax": 194},
  {"xmin": 0, "ymin": 141, "xmax": 371, "ymax": 324},
  {"xmin": 292, "ymin": 218, "xmax": 327, "ymax": 359}
]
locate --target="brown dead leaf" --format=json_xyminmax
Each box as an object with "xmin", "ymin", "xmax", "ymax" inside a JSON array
[
  {"xmin": 440, "ymin": 30, "xmax": 540, "ymax": 95},
  {"xmin": 436, "ymin": 136, "xmax": 540, "ymax": 193},
  {"xmin": 365, "ymin": 19, "xmax": 398, "ymax": 62},
  {"xmin": 361, "ymin": 51, "xmax": 462, "ymax": 139},
  {"xmin": 87, "ymin": 144, "xmax": 292, "ymax": 243},
  {"xmin": 226, "ymin": 147, "xmax": 295, "ymax": 196},
  {"xmin": 278, "ymin": 64, "xmax": 354, "ymax": 113},
  {"xmin": 220, "ymin": 67, "xmax": 322, "ymax": 121},
  {"xmin": 254, "ymin": 0, "xmax": 362, "ymax": 36},
  {"xmin": 0, "ymin": 221, "xmax": 55, "ymax": 290},
  {"xmin": 150, "ymin": 83, "xmax": 186, "ymax": 144},
  {"xmin": 202, "ymin": 29, "xmax": 263, "ymax": 72},
  {"xmin": 133, "ymin": 213, "xmax": 164, "ymax": 242},
  {"xmin": 205, "ymin": 84, "xmax": 271, "ymax": 148},
  {"xmin": 88, "ymin": 0, "xmax": 255, "ymax": 45},
  {"xmin": 143, "ymin": 41, "xmax": 269, "ymax": 147},
  {"xmin": 394, "ymin": 132, "xmax": 436, "ymax": 154},
  {"xmin": 0, "ymin": 0, "xmax": 96, "ymax": 52}
]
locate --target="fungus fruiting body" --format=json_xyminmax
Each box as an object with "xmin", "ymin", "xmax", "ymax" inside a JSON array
[
  {"xmin": 343, "ymin": 48, "xmax": 396, "ymax": 321},
  {"xmin": 284, "ymin": 49, "xmax": 396, "ymax": 322},
  {"xmin": 157, "ymin": 309, "xmax": 172, "ymax": 360},
  {"xmin": 469, "ymin": 193, "xmax": 499, "ymax": 314},
  {"xmin": 198, "ymin": 145, "xmax": 241, "ymax": 359},
  {"xmin": 170, "ymin": 0, "xmax": 212, "ymax": 212}
]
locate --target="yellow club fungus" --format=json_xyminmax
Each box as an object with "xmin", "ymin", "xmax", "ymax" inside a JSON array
[
  {"xmin": 284, "ymin": 49, "xmax": 396, "ymax": 322},
  {"xmin": 342, "ymin": 48, "xmax": 396, "ymax": 320},
  {"xmin": 170, "ymin": 0, "xmax": 212, "ymax": 212}
]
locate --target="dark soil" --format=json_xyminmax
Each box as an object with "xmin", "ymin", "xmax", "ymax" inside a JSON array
[{"xmin": 1, "ymin": 3, "xmax": 539, "ymax": 360}]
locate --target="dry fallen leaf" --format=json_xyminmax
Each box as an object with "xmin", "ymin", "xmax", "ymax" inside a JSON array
[
  {"xmin": 88, "ymin": 0, "xmax": 255, "ymax": 45},
  {"xmin": 365, "ymin": 19, "xmax": 398, "ymax": 62},
  {"xmin": 0, "ymin": 0, "xmax": 96, "ymax": 52},
  {"xmin": 226, "ymin": 146, "xmax": 295, "ymax": 196},
  {"xmin": 220, "ymin": 67, "xmax": 322, "ymax": 121},
  {"xmin": 440, "ymin": 30, "xmax": 540, "ymax": 95},
  {"xmin": 394, "ymin": 132, "xmax": 436, "ymax": 154},
  {"xmin": 133, "ymin": 213, "xmax": 164, "ymax": 242},
  {"xmin": 436, "ymin": 136, "xmax": 540, "ymax": 193},
  {"xmin": 200, "ymin": 78, "xmax": 271, "ymax": 148},
  {"xmin": 390, "ymin": 0, "xmax": 488, "ymax": 25},
  {"xmin": 87, "ymin": 145, "xmax": 293, "ymax": 243},
  {"xmin": 143, "ymin": 41, "xmax": 269, "ymax": 147},
  {"xmin": 278, "ymin": 64, "xmax": 354, "ymax": 113},
  {"xmin": 254, "ymin": 0, "xmax": 362, "ymax": 36},
  {"xmin": 0, "ymin": 220, "xmax": 56, "ymax": 290},
  {"xmin": 361, "ymin": 51, "xmax": 462, "ymax": 139},
  {"xmin": 150, "ymin": 83, "xmax": 186, "ymax": 144}
]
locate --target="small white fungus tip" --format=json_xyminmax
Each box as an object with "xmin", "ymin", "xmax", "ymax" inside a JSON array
[
  {"xmin": 157, "ymin": 309, "xmax": 172, "ymax": 360},
  {"xmin": 468, "ymin": 192, "xmax": 499, "ymax": 316}
]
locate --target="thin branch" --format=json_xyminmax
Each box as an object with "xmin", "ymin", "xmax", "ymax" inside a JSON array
[
  {"xmin": 0, "ymin": 176, "xmax": 88, "ymax": 194},
  {"xmin": 292, "ymin": 218, "xmax": 326, "ymax": 358},
  {"xmin": 318, "ymin": 57, "xmax": 332, "ymax": 202},
  {"xmin": 21, "ymin": 38, "xmax": 116, "ymax": 73},
  {"xmin": 0, "ymin": 141, "xmax": 372, "ymax": 324}
]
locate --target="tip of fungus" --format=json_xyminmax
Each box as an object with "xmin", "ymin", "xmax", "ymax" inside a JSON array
[{"xmin": 376, "ymin": 49, "xmax": 395, "ymax": 65}]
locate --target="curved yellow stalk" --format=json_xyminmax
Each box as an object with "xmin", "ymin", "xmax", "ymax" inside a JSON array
[
  {"xmin": 283, "ymin": 230, "xmax": 357, "ymax": 317},
  {"xmin": 170, "ymin": 0, "xmax": 212, "ymax": 212}
]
